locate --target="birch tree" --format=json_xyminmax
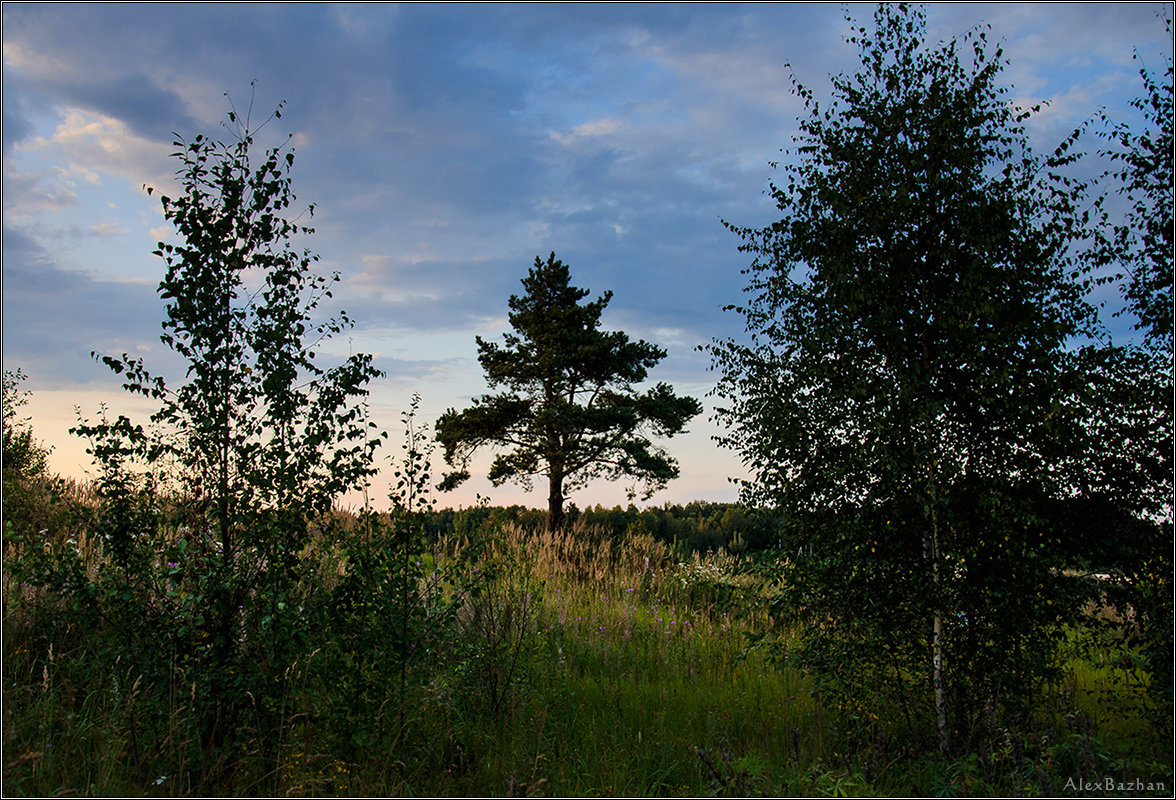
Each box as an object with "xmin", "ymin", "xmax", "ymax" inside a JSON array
[{"xmin": 707, "ymin": 4, "xmax": 1095, "ymax": 751}]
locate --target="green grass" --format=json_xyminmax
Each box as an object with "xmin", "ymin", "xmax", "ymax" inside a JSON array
[{"xmin": 4, "ymin": 521, "xmax": 1172, "ymax": 796}]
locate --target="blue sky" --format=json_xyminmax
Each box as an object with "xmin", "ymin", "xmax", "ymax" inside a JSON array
[{"xmin": 3, "ymin": 2, "xmax": 1171, "ymax": 510}]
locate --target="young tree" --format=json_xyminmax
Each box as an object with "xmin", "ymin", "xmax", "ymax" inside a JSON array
[
  {"xmin": 2, "ymin": 368, "xmax": 54, "ymax": 533},
  {"xmin": 437, "ymin": 252, "xmax": 701, "ymax": 531},
  {"xmin": 2, "ymin": 368, "xmax": 50, "ymax": 490},
  {"xmin": 707, "ymin": 4, "xmax": 1096, "ymax": 751},
  {"xmin": 78, "ymin": 92, "xmax": 384, "ymax": 771}
]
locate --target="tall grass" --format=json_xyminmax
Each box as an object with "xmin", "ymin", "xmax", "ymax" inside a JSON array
[{"xmin": 4, "ymin": 514, "xmax": 1172, "ymax": 796}]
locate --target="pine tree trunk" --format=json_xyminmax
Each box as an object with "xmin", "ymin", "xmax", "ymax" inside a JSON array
[{"xmin": 547, "ymin": 471, "xmax": 564, "ymax": 532}]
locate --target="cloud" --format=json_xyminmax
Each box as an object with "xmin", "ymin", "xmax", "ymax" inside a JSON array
[
  {"xmin": 343, "ymin": 253, "xmax": 525, "ymax": 336},
  {"xmin": 1, "ymin": 226, "xmax": 171, "ymax": 385},
  {"xmin": 1, "ymin": 75, "xmax": 35, "ymax": 153},
  {"xmin": 550, "ymin": 116, "xmax": 624, "ymax": 146},
  {"xmin": 14, "ymin": 107, "xmax": 176, "ymax": 199},
  {"xmin": 368, "ymin": 354, "xmax": 465, "ymax": 389},
  {"xmin": 90, "ymin": 221, "xmax": 129, "ymax": 237},
  {"xmin": 2, "ymin": 2, "xmax": 1166, "ymax": 503},
  {"xmin": 2, "ymin": 163, "xmax": 80, "ymax": 219},
  {"xmin": 2, "ymin": 35, "xmax": 79, "ymax": 82},
  {"xmin": 43, "ymin": 74, "xmax": 197, "ymax": 144}
]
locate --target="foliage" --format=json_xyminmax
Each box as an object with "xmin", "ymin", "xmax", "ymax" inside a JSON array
[
  {"xmin": 706, "ymin": 3, "xmax": 1103, "ymax": 752},
  {"xmin": 1090, "ymin": 14, "xmax": 1174, "ymax": 354},
  {"xmin": 298, "ymin": 394, "xmax": 545, "ymax": 785},
  {"xmin": 2, "ymin": 369, "xmax": 62, "ymax": 539},
  {"xmin": 1082, "ymin": 11, "xmax": 1174, "ymax": 718},
  {"xmin": 8, "ymin": 512, "xmax": 1169, "ymax": 796},
  {"xmin": 449, "ymin": 534, "xmax": 544, "ymax": 717},
  {"xmin": 305, "ymin": 396, "xmax": 456, "ymax": 774},
  {"xmin": 3, "ymin": 369, "xmax": 50, "ymax": 486},
  {"xmin": 7, "ymin": 92, "xmax": 386, "ymax": 788},
  {"xmin": 436, "ymin": 252, "xmax": 702, "ymax": 531}
]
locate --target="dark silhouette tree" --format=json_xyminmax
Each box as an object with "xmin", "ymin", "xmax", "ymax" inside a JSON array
[
  {"xmin": 707, "ymin": 4, "xmax": 1100, "ymax": 752},
  {"xmin": 1094, "ymin": 14, "xmax": 1174, "ymax": 354},
  {"xmin": 1080, "ymin": 12, "xmax": 1174, "ymax": 718},
  {"xmin": 2, "ymin": 368, "xmax": 50, "ymax": 491},
  {"xmin": 2, "ymin": 368, "xmax": 54, "ymax": 534},
  {"xmin": 437, "ymin": 252, "xmax": 701, "ymax": 531}
]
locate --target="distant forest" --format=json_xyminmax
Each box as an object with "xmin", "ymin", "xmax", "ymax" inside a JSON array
[{"xmin": 404, "ymin": 500, "xmax": 779, "ymax": 555}]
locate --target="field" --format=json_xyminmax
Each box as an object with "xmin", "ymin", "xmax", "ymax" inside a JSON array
[{"xmin": 3, "ymin": 498, "xmax": 1172, "ymax": 797}]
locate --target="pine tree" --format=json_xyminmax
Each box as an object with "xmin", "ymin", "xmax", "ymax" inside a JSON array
[{"xmin": 437, "ymin": 252, "xmax": 701, "ymax": 531}]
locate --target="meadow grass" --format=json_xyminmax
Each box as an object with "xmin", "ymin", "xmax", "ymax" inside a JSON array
[{"xmin": 4, "ymin": 519, "xmax": 1172, "ymax": 796}]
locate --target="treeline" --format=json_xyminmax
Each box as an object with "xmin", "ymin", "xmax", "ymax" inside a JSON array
[
  {"xmin": 364, "ymin": 487, "xmax": 1158, "ymax": 576},
  {"xmin": 407, "ymin": 501, "xmax": 782, "ymax": 555}
]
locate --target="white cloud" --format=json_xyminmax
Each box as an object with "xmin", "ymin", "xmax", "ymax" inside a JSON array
[
  {"xmin": 656, "ymin": 326, "xmax": 691, "ymax": 345},
  {"xmin": 550, "ymin": 116, "xmax": 623, "ymax": 146},
  {"xmin": 2, "ymin": 40, "xmax": 83, "ymax": 82},
  {"xmin": 90, "ymin": 221, "xmax": 129, "ymax": 237},
  {"xmin": 28, "ymin": 108, "xmax": 175, "ymax": 196}
]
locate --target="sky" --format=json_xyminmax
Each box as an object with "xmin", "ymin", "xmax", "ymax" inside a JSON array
[{"xmin": 3, "ymin": 2, "xmax": 1172, "ymax": 512}]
